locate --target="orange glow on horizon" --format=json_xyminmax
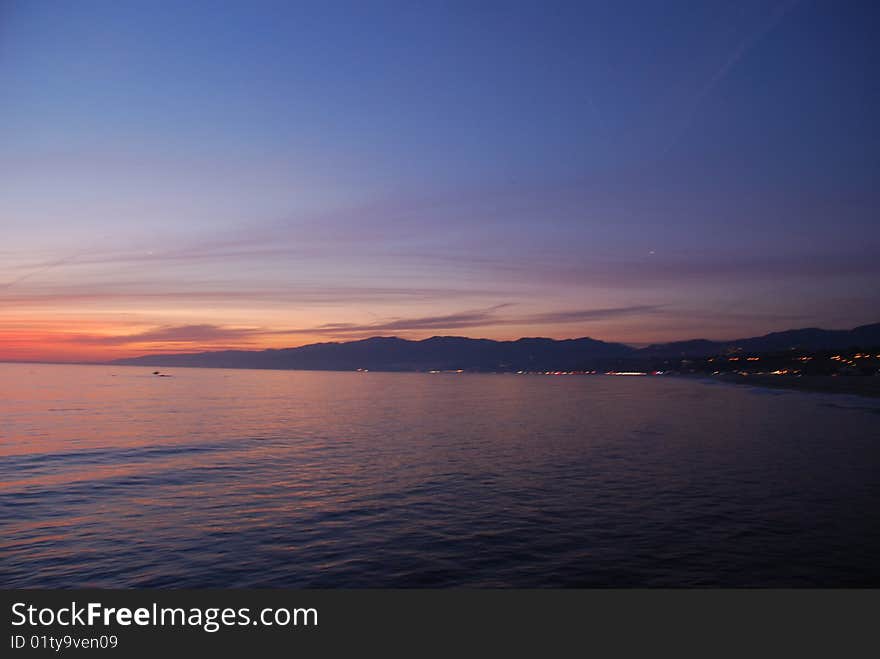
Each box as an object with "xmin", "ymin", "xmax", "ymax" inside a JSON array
[{"xmin": 0, "ymin": 318, "xmax": 269, "ymax": 362}]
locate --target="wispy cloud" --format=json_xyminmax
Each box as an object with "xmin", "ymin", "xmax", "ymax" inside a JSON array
[
  {"xmin": 410, "ymin": 250, "xmax": 880, "ymax": 288},
  {"xmin": 300, "ymin": 304, "xmax": 515, "ymax": 335},
  {"xmin": 0, "ymin": 250, "xmax": 88, "ymax": 290},
  {"xmin": 77, "ymin": 324, "xmax": 266, "ymax": 345},
  {"xmin": 61, "ymin": 304, "xmax": 664, "ymax": 347},
  {"xmin": 524, "ymin": 306, "xmax": 663, "ymax": 324},
  {"xmin": 0, "ymin": 283, "xmax": 509, "ymax": 307},
  {"xmin": 276, "ymin": 304, "xmax": 663, "ymax": 338}
]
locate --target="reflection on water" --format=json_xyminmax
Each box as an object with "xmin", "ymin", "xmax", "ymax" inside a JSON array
[{"xmin": 1, "ymin": 363, "xmax": 878, "ymax": 587}]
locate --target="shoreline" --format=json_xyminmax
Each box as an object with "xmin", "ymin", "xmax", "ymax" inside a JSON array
[{"xmin": 705, "ymin": 374, "xmax": 880, "ymax": 399}]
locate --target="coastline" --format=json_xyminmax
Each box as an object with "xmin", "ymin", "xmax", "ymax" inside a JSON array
[{"xmin": 706, "ymin": 374, "xmax": 880, "ymax": 399}]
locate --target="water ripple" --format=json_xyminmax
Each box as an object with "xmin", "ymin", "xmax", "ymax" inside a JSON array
[{"xmin": 1, "ymin": 363, "xmax": 879, "ymax": 587}]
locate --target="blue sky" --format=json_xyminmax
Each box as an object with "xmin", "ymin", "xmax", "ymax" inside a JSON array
[{"xmin": 1, "ymin": 0, "xmax": 878, "ymax": 359}]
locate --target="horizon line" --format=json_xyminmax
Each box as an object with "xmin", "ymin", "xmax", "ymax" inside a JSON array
[{"xmin": 5, "ymin": 320, "xmax": 877, "ymax": 366}]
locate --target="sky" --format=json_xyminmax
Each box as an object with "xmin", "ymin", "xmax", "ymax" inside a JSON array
[{"xmin": 1, "ymin": 0, "xmax": 879, "ymax": 361}]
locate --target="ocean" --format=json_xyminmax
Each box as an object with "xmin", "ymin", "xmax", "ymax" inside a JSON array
[{"xmin": 2, "ymin": 363, "xmax": 878, "ymax": 587}]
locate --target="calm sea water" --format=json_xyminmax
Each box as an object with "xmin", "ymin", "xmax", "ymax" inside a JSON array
[{"xmin": 1, "ymin": 363, "xmax": 878, "ymax": 587}]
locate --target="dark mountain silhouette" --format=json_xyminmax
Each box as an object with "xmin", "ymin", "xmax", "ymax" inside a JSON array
[
  {"xmin": 638, "ymin": 323, "xmax": 880, "ymax": 357},
  {"xmin": 113, "ymin": 335, "xmax": 635, "ymax": 371},
  {"xmin": 111, "ymin": 323, "xmax": 880, "ymax": 372}
]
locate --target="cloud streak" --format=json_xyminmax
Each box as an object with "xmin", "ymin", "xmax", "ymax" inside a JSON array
[
  {"xmin": 61, "ymin": 304, "xmax": 665, "ymax": 347},
  {"xmin": 0, "ymin": 250, "xmax": 88, "ymax": 290},
  {"xmin": 301, "ymin": 305, "xmax": 515, "ymax": 335},
  {"xmin": 280, "ymin": 305, "xmax": 665, "ymax": 337},
  {"xmin": 78, "ymin": 324, "xmax": 266, "ymax": 345},
  {"xmin": 0, "ymin": 283, "xmax": 510, "ymax": 307}
]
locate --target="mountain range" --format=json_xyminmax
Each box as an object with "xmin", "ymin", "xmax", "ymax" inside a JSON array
[{"xmin": 111, "ymin": 322, "xmax": 880, "ymax": 372}]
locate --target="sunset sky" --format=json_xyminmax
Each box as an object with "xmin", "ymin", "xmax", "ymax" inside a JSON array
[{"xmin": 2, "ymin": 0, "xmax": 879, "ymax": 362}]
